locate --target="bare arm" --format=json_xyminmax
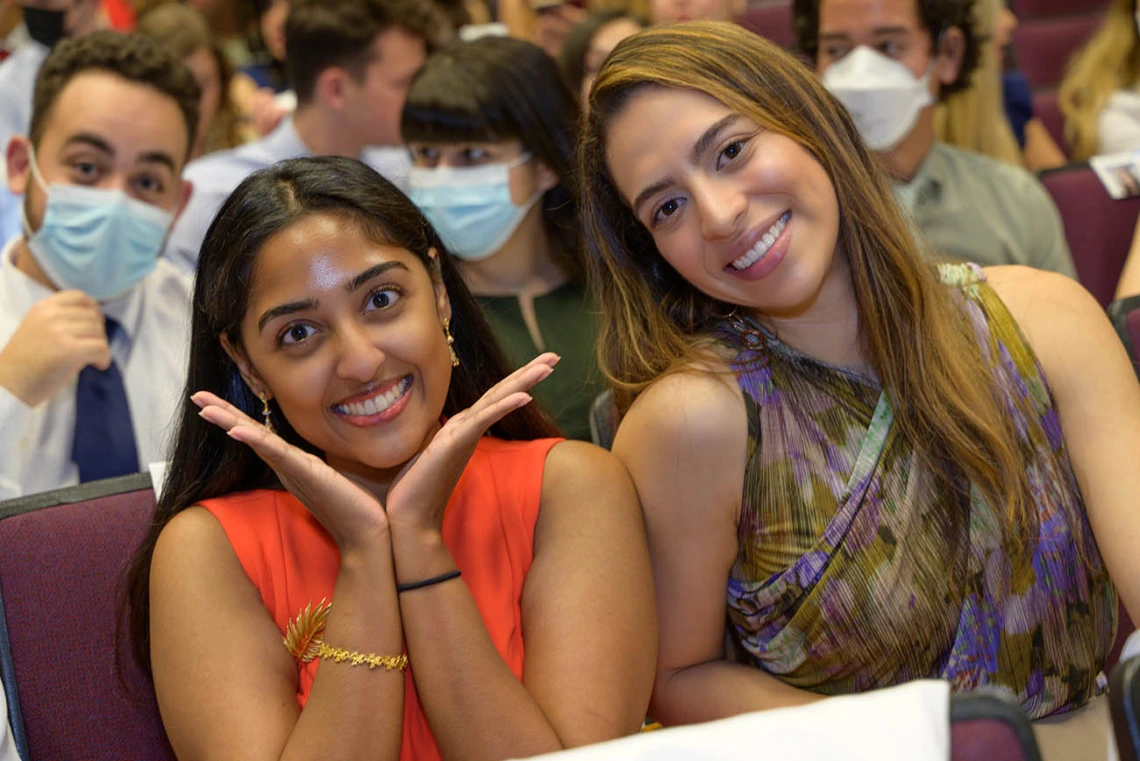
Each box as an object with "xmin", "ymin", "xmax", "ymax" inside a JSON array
[
  {"xmin": 989, "ymin": 266, "xmax": 1140, "ymax": 621},
  {"xmin": 613, "ymin": 368, "xmax": 822, "ymax": 727},
  {"xmin": 1021, "ymin": 119, "xmax": 1067, "ymax": 173},
  {"xmin": 1115, "ymin": 214, "xmax": 1140, "ymax": 300},
  {"xmin": 389, "ymin": 440, "xmax": 656, "ymax": 760},
  {"xmin": 150, "ymin": 507, "xmax": 404, "ymax": 761}
]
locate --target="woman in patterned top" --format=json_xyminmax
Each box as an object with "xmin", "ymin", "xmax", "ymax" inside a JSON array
[{"xmin": 579, "ymin": 20, "xmax": 1140, "ymax": 756}]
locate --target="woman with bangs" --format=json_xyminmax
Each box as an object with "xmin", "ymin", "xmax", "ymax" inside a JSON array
[
  {"xmin": 580, "ymin": 21, "xmax": 1140, "ymax": 756},
  {"xmin": 402, "ymin": 36, "xmax": 603, "ymax": 442}
]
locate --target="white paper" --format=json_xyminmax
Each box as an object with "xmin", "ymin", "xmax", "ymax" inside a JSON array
[{"xmin": 1090, "ymin": 151, "xmax": 1140, "ymax": 199}]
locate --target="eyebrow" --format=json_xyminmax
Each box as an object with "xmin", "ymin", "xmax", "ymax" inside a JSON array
[
  {"xmin": 346, "ymin": 261, "xmax": 410, "ymax": 293},
  {"xmin": 138, "ymin": 150, "xmax": 178, "ymax": 173},
  {"xmin": 62, "ymin": 133, "xmax": 114, "ymax": 155},
  {"xmin": 61, "ymin": 133, "xmax": 177, "ymax": 173},
  {"xmin": 631, "ymin": 114, "xmax": 742, "ymax": 216},
  {"xmin": 256, "ymin": 261, "xmax": 412, "ymax": 333}
]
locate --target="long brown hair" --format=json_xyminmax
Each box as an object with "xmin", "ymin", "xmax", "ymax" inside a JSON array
[
  {"xmin": 580, "ymin": 22, "xmax": 1033, "ymax": 556},
  {"xmin": 1059, "ymin": 0, "xmax": 1140, "ymax": 160}
]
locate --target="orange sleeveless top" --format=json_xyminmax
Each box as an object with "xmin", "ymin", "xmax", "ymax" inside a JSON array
[{"xmin": 199, "ymin": 436, "xmax": 562, "ymax": 761}]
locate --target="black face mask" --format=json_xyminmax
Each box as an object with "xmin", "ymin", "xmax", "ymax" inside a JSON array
[{"xmin": 22, "ymin": 7, "xmax": 67, "ymax": 48}]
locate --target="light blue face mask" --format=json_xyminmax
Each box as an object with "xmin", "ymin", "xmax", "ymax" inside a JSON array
[
  {"xmin": 21, "ymin": 147, "xmax": 174, "ymax": 301},
  {"xmin": 408, "ymin": 153, "xmax": 543, "ymax": 261}
]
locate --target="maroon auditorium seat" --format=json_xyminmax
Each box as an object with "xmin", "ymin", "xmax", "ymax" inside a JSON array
[
  {"xmin": 736, "ymin": 2, "xmax": 795, "ymax": 49},
  {"xmin": 949, "ymin": 693, "xmax": 1042, "ymax": 761},
  {"xmin": 1039, "ymin": 163, "xmax": 1140, "ymax": 305},
  {"xmin": 1011, "ymin": 0, "xmax": 1108, "ymax": 21},
  {"xmin": 0, "ymin": 474, "xmax": 175, "ymax": 761},
  {"xmin": 1011, "ymin": 14, "xmax": 1101, "ymax": 90}
]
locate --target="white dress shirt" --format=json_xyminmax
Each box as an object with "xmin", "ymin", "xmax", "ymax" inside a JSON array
[
  {"xmin": 163, "ymin": 117, "xmax": 412, "ymax": 275},
  {"xmin": 0, "ymin": 237, "xmax": 192, "ymax": 500},
  {"xmin": 1099, "ymin": 87, "xmax": 1140, "ymax": 157},
  {"xmin": 0, "ymin": 39, "xmax": 47, "ymax": 247}
]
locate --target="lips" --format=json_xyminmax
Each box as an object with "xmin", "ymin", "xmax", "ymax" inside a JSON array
[
  {"xmin": 331, "ymin": 374, "xmax": 412, "ymax": 417},
  {"xmin": 723, "ymin": 209, "xmax": 793, "ymax": 271}
]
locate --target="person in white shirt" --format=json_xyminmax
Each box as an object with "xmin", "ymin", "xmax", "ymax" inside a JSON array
[
  {"xmin": 0, "ymin": 0, "xmax": 103, "ymax": 243},
  {"xmin": 162, "ymin": 0, "xmax": 439, "ymax": 276},
  {"xmin": 0, "ymin": 30, "xmax": 199, "ymax": 500}
]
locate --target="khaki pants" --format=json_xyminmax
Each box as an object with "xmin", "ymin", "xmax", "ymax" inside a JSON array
[{"xmin": 1033, "ymin": 696, "xmax": 1110, "ymax": 761}]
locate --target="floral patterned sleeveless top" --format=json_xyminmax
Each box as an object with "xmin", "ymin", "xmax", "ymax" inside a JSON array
[{"xmin": 714, "ymin": 263, "xmax": 1116, "ymax": 719}]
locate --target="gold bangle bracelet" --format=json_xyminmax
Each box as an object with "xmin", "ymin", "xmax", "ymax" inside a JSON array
[{"xmin": 317, "ymin": 642, "xmax": 408, "ymax": 670}]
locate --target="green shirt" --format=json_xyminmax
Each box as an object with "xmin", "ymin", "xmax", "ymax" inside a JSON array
[
  {"xmin": 476, "ymin": 282, "xmax": 603, "ymax": 441},
  {"xmin": 894, "ymin": 142, "xmax": 1076, "ymax": 278}
]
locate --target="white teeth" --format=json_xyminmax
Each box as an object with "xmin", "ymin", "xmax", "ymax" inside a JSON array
[
  {"xmin": 336, "ymin": 376, "xmax": 410, "ymax": 417},
  {"xmin": 732, "ymin": 211, "xmax": 790, "ymax": 271}
]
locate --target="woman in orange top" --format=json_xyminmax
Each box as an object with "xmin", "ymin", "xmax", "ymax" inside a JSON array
[{"xmin": 125, "ymin": 156, "xmax": 655, "ymax": 761}]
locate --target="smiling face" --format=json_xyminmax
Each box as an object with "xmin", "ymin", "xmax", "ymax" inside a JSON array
[
  {"xmin": 230, "ymin": 213, "xmax": 454, "ymax": 480},
  {"xmin": 604, "ymin": 86, "xmax": 843, "ymax": 318}
]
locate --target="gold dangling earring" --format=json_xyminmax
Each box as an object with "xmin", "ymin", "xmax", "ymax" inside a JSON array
[
  {"xmin": 258, "ymin": 392, "xmax": 275, "ymax": 433},
  {"xmin": 443, "ymin": 318, "xmax": 460, "ymax": 368}
]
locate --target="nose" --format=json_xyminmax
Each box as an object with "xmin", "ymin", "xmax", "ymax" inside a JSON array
[
  {"xmin": 334, "ymin": 321, "xmax": 386, "ymax": 383},
  {"xmin": 696, "ymin": 178, "xmax": 747, "ymax": 241}
]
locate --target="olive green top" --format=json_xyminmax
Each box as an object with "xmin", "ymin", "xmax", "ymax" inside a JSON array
[{"xmin": 476, "ymin": 282, "xmax": 603, "ymax": 441}]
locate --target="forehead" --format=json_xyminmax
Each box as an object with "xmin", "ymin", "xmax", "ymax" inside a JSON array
[
  {"xmin": 591, "ymin": 19, "xmax": 642, "ymax": 52},
  {"xmin": 251, "ymin": 213, "xmax": 425, "ymax": 299},
  {"xmin": 605, "ymin": 87, "xmax": 735, "ymax": 200},
  {"xmin": 819, "ymin": 0, "xmax": 922, "ymax": 33},
  {"xmin": 39, "ymin": 71, "xmax": 190, "ymax": 163},
  {"xmin": 369, "ymin": 26, "xmax": 426, "ymax": 74}
]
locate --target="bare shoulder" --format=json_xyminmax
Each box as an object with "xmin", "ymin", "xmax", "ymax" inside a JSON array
[
  {"xmin": 541, "ymin": 439, "xmax": 634, "ymax": 494},
  {"xmin": 616, "ymin": 360, "xmax": 746, "ymax": 457},
  {"xmin": 983, "ymin": 265, "xmax": 1099, "ymax": 321},
  {"xmin": 153, "ymin": 505, "xmax": 232, "ymax": 569},
  {"xmin": 983, "ymin": 265, "xmax": 1120, "ymax": 386},
  {"xmin": 613, "ymin": 361, "xmax": 747, "ymax": 527}
]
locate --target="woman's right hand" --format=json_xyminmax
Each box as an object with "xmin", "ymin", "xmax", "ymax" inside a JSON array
[{"xmin": 191, "ymin": 391, "xmax": 390, "ymax": 551}]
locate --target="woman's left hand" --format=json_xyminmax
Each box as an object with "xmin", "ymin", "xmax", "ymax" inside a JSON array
[{"xmin": 383, "ymin": 353, "xmax": 558, "ymax": 537}]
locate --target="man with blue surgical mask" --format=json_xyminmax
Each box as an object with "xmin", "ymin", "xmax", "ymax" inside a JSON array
[
  {"xmin": 0, "ymin": 30, "xmax": 197, "ymax": 499},
  {"xmin": 794, "ymin": 0, "xmax": 1076, "ymax": 277}
]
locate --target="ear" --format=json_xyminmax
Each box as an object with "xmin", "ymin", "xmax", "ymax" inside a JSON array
[
  {"xmin": 934, "ymin": 26, "xmax": 966, "ymax": 89},
  {"xmin": 173, "ymin": 178, "xmax": 193, "ymax": 223},
  {"xmin": 314, "ymin": 66, "xmax": 350, "ymax": 111},
  {"xmin": 427, "ymin": 247, "xmax": 452, "ymax": 323},
  {"xmin": 219, "ymin": 333, "xmax": 272, "ymax": 400},
  {"xmin": 6, "ymin": 136, "xmax": 31, "ymax": 196},
  {"xmin": 534, "ymin": 160, "xmax": 560, "ymax": 194}
]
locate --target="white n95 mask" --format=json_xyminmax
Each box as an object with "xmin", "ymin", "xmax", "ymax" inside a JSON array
[{"xmin": 822, "ymin": 46, "xmax": 935, "ymax": 152}]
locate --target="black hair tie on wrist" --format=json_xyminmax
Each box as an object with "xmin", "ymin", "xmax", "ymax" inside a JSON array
[{"xmin": 397, "ymin": 569, "xmax": 462, "ymax": 593}]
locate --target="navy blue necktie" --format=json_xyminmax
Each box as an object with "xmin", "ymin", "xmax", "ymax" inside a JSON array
[{"xmin": 72, "ymin": 318, "xmax": 140, "ymax": 483}]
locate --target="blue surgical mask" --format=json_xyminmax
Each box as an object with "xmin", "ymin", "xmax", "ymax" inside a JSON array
[
  {"xmin": 408, "ymin": 154, "xmax": 543, "ymax": 261},
  {"xmin": 21, "ymin": 147, "xmax": 174, "ymax": 301}
]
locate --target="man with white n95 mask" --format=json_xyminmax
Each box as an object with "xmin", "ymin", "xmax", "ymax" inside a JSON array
[
  {"xmin": 794, "ymin": 0, "xmax": 1076, "ymax": 278},
  {"xmin": 0, "ymin": 30, "xmax": 196, "ymax": 499}
]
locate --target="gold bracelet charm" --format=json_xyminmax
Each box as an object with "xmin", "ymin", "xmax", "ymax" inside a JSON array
[
  {"xmin": 283, "ymin": 598, "xmax": 407, "ymax": 670},
  {"xmin": 317, "ymin": 642, "xmax": 408, "ymax": 670}
]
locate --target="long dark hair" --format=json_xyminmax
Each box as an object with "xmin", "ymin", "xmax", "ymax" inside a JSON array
[
  {"xmin": 125, "ymin": 156, "xmax": 559, "ymax": 673},
  {"xmin": 400, "ymin": 36, "xmax": 584, "ymax": 282}
]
